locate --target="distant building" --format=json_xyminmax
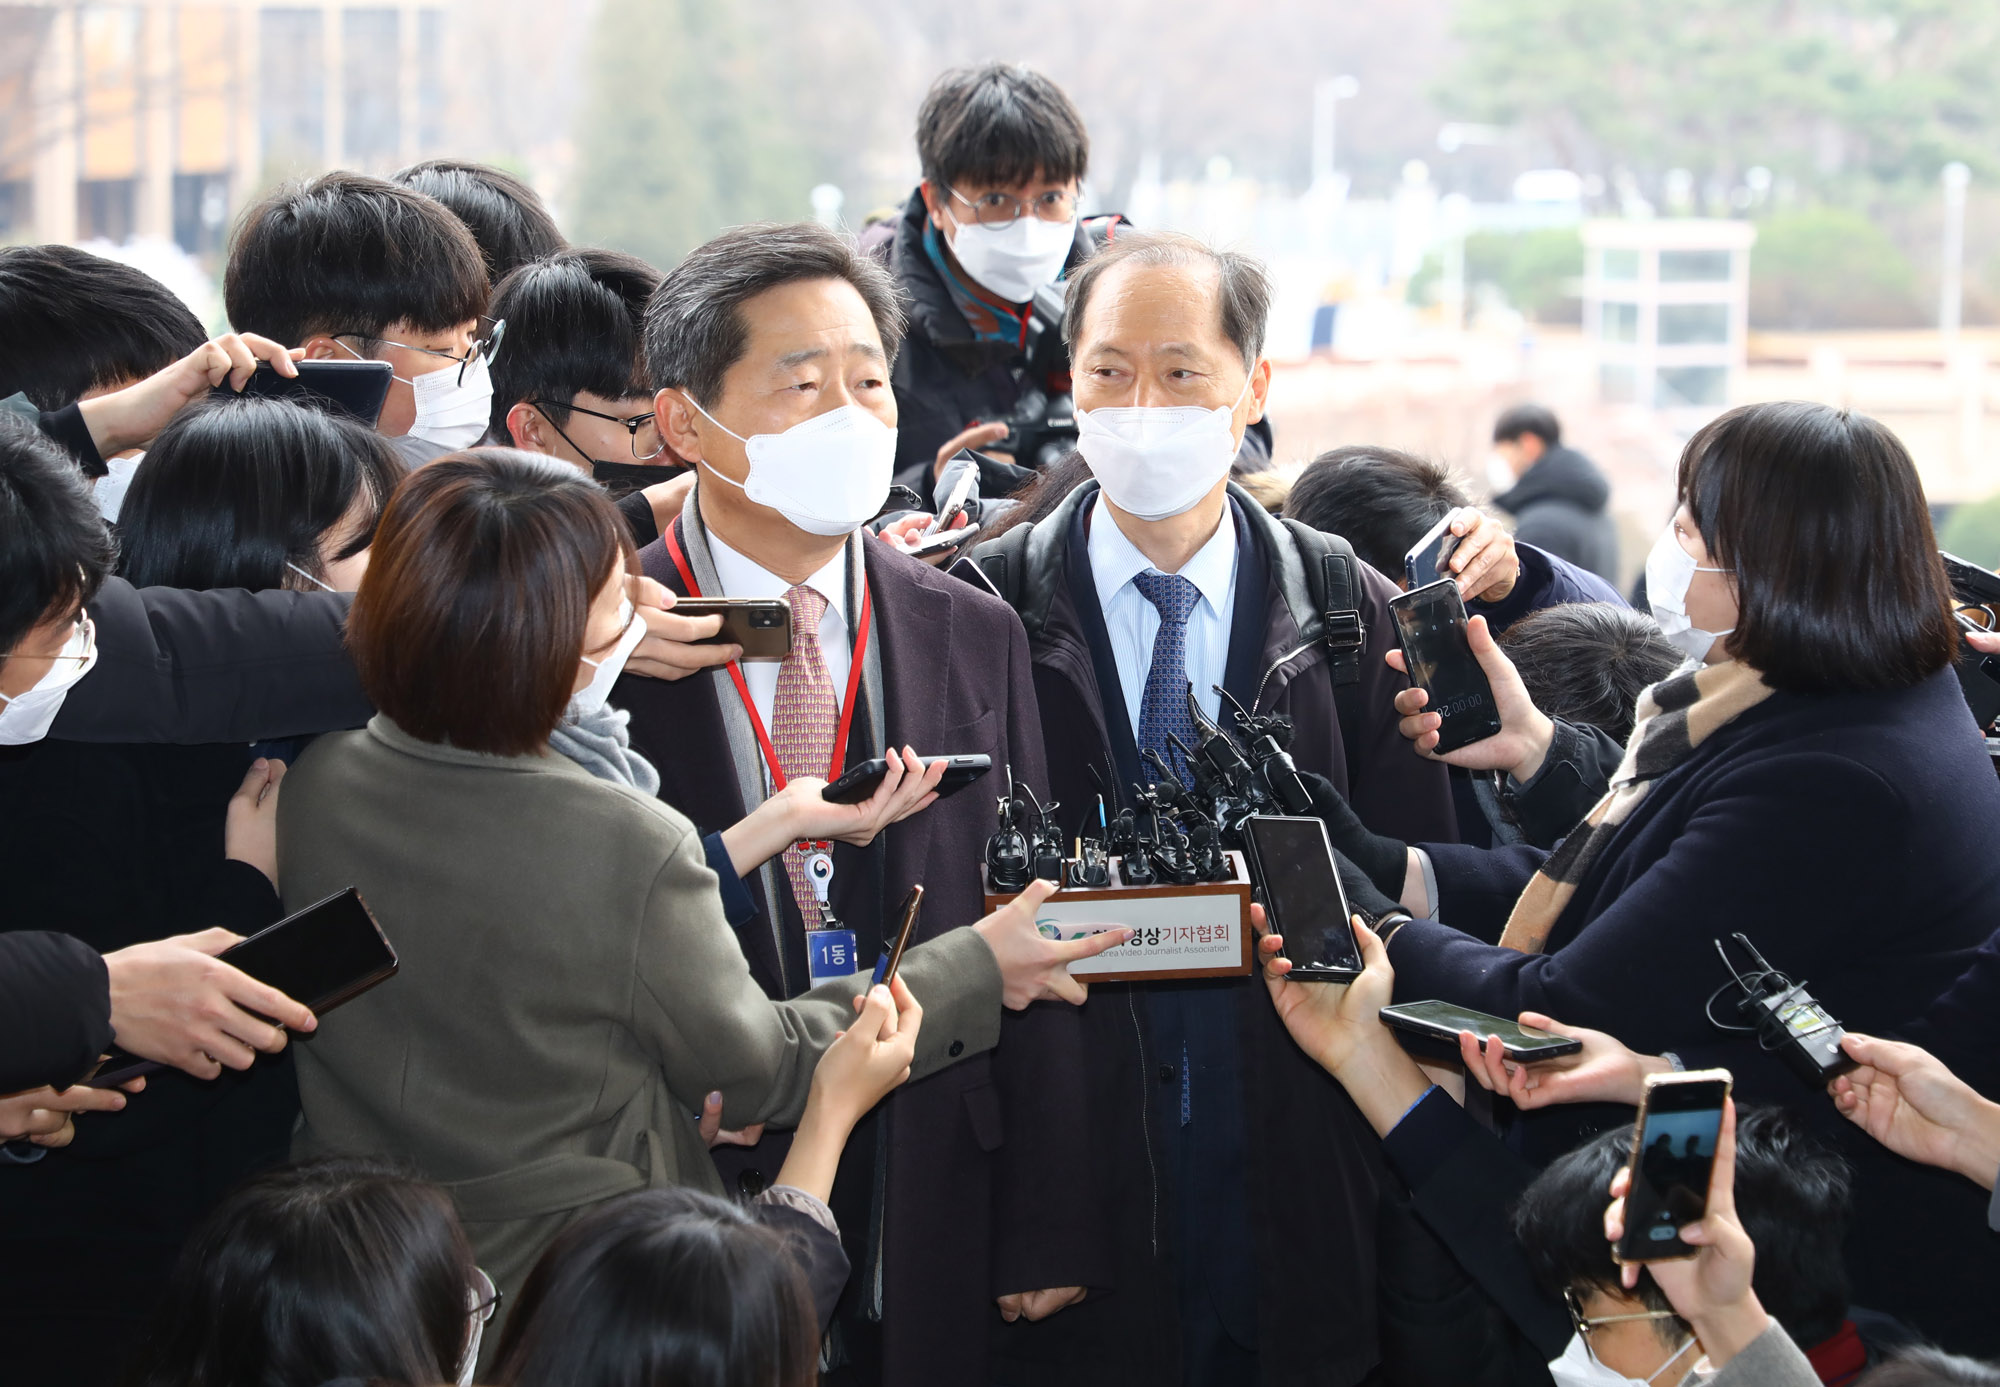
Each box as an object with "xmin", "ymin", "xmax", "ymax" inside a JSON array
[
  {"xmin": 1582, "ymin": 218, "xmax": 1757, "ymax": 411},
  {"xmin": 1, "ymin": 0, "xmax": 460, "ymax": 258}
]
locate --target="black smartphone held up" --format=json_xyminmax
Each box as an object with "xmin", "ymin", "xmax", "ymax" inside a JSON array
[
  {"xmin": 214, "ymin": 360, "xmax": 394, "ymax": 427},
  {"xmin": 1242, "ymin": 814, "xmax": 1362, "ymax": 982},
  {"xmin": 1614, "ymin": 1069, "xmax": 1733, "ymax": 1263},
  {"xmin": 872, "ymin": 884, "xmax": 924, "ymax": 987},
  {"xmin": 821, "ymin": 754, "xmax": 993, "ymax": 805},
  {"xmin": 905, "ymin": 521, "xmax": 982, "ymax": 559},
  {"xmin": 84, "ymin": 888, "xmax": 399, "ymax": 1088},
  {"xmin": 1389, "ymin": 579, "xmax": 1503, "ymax": 754},
  {"xmin": 1377, "ymin": 1000, "xmax": 1584, "ymax": 1062},
  {"xmin": 672, "ymin": 598, "xmax": 792, "ymax": 660},
  {"xmin": 1404, "ymin": 513, "xmax": 1463, "ymax": 589}
]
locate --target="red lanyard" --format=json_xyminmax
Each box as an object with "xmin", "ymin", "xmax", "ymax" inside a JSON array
[{"xmin": 663, "ymin": 523, "xmax": 872, "ymax": 793}]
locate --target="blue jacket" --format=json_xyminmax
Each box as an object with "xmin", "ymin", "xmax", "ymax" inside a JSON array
[
  {"xmin": 1386, "ymin": 667, "xmax": 2000, "ymax": 1354},
  {"xmin": 1469, "ymin": 541, "xmax": 1625, "ymax": 634}
]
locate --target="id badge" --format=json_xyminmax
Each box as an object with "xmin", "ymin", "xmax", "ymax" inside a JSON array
[{"xmin": 806, "ymin": 929, "xmax": 861, "ymax": 983}]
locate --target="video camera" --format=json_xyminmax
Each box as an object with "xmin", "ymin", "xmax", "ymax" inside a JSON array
[{"xmin": 986, "ymin": 281, "xmax": 1078, "ymax": 472}]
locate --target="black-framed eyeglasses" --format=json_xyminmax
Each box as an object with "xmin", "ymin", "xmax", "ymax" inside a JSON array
[
  {"xmin": 531, "ymin": 399, "xmax": 664, "ymax": 461},
  {"xmin": 469, "ymin": 1266, "xmax": 503, "ymax": 1324},
  {"xmin": 334, "ymin": 317, "xmax": 506, "ymax": 387},
  {"xmin": 945, "ymin": 184, "xmax": 1077, "ymax": 228}
]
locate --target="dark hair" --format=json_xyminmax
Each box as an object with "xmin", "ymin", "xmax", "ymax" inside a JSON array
[
  {"xmin": 1284, "ymin": 446, "xmax": 1468, "ymax": 576},
  {"xmin": 392, "ymin": 159, "xmax": 567, "ymax": 285},
  {"xmin": 0, "ymin": 244, "xmax": 206, "ymax": 409},
  {"xmin": 1857, "ymin": 1347, "xmax": 2000, "ymax": 1387},
  {"xmin": 224, "ymin": 171, "xmax": 489, "ymax": 348},
  {"xmin": 122, "ymin": 1157, "xmax": 475, "ymax": 1387},
  {"xmin": 117, "ymin": 394, "xmax": 402, "ymax": 592},
  {"xmin": 1064, "ymin": 231, "xmax": 1270, "ymax": 371},
  {"xmin": 487, "ymin": 249, "xmax": 661, "ymax": 440},
  {"xmin": 1498, "ymin": 603, "xmax": 1683, "ymax": 744},
  {"xmin": 348, "ymin": 448, "xmax": 634, "ymax": 755},
  {"xmin": 0, "ymin": 412, "xmax": 116, "ymax": 652},
  {"xmin": 643, "ymin": 222, "xmax": 905, "ymax": 407},
  {"xmin": 491, "ymin": 1187, "xmax": 817, "ymax": 1387},
  {"xmin": 1678, "ymin": 401, "xmax": 1958, "ymax": 693},
  {"xmin": 916, "ymin": 63, "xmax": 1089, "ymax": 193},
  {"xmin": 1512, "ymin": 1107, "xmax": 1852, "ymax": 1350},
  {"xmin": 1494, "ymin": 403, "xmax": 1561, "ymax": 447}
]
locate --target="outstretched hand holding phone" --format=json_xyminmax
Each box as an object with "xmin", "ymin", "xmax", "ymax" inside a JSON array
[
  {"xmin": 1457, "ymin": 1011, "xmax": 1675, "ymax": 1111},
  {"xmin": 771, "ymin": 978, "xmax": 925, "ymax": 1203}
]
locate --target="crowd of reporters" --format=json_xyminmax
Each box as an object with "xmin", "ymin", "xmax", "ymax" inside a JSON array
[{"xmin": 5, "ymin": 58, "xmax": 2000, "ymax": 1387}]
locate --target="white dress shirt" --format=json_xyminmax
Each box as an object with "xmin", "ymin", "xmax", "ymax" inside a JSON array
[
  {"xmin": 706, "ymin": 530, "xmax": 851, "ymax": 732},
  {"xmin": 1087, "ymin": 495, "xmax": 1238, "ymax": 734}
]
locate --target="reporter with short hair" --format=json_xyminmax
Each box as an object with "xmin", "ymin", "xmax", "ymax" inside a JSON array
[
  {"xmin": 1380, "ymin": 401, "xmax": 2000, "ymax": 1350},
  {"xmin": 277, "ymin": 449, "xmax": 1120, "ymax": 1342}
]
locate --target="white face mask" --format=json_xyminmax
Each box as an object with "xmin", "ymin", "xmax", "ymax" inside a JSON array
[
  {"xmin": 1548, "ymin": 1329, "xmax": 1698, "ymax": 1387},
  {"xmin": 1486, "ymin": 452, "xmax": 1518, "ymax": 496},
  {"xmin": 573, "ymin": 597, "xmax": 645, "ymax": 718},
  {"xmin": 689, "ymin": 398, "xmax": 896, "ymax": 537},
  {"xmin": 948, "ymin": 212, "xmax": 1076, "ymax": 304},
  {"xmin": 0, "ymin": 616, "xmax": 97, "ymax": 747},
  {"xmin": 1076, "ymin": 375, "xmax": 1252, "ymax": 522},
  {"xmin": 406, "ymin": 350, "xmax": 494, "ymax": 451},
  {"xmin": 339, "ymin": 339, "xmax": 493, "ymax": 453},
  {"xmin": 1645, "ymin": 522, "xmax": 1733, "ymax": 663}
]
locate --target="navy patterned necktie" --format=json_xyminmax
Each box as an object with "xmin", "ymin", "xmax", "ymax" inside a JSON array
[{"xmin": 1132, "ymin": 571, "xmax": 1202, "ymax": 783}]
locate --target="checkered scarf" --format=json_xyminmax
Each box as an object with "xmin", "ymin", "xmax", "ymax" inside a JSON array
[{"xmin": 1496, "ymin": 659, "xmax": 1773, "ymax": 954}]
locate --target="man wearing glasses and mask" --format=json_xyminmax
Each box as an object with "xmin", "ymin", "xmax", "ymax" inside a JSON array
[
  {"xmin": 861, "ymin": 64, "xmax": 1263, "ymax": 507},
  {"xmin": 224, "ymin": 171, "xmax": 499, "ymax": 469},
  {"xmin": 485, "ymin": 248, "xmax": 695, "ymax": 546}
]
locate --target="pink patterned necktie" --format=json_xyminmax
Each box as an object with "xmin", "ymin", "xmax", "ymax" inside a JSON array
[{"xmin": 772, "ymin": 584, "xmax": 838, "ymax": 929}]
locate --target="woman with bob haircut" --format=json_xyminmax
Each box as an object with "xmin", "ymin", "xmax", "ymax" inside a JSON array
[
  {"xmin": 276, "ymin": 448, "xmax": 1115, "ymax": 1344},
  {"xmin": 1319, "ymin": 401, "xmax": 2000, "ymax": 1351},
  {"xmin": 122, "ymin": 1156, "xmax": 487, "ymax": 1387}
]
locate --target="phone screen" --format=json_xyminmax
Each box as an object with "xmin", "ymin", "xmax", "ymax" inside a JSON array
[
  {"xmin": 1244, "ymin": 815, "xmax": 1360, "ymax": 979},
  {"xmin": 222, "ymin": 888, "xmax": 397, "ymax": 1013},
  {"xmin": 1391, "ymin": 580, "xmax": 1501, "ymax": 753},
  {"xmin": 1618, "ymin": 1075, "xmax": 1729, "ymax": 1261},
  {"xmin": 1381, "ymin": 1000, "xmax": 1581, "ymax": 1057}
]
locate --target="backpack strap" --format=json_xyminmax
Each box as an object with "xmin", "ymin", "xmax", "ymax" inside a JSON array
[{"xmin": 1280, "ymin": 519, "xmax": 1368, "ymax": 777}]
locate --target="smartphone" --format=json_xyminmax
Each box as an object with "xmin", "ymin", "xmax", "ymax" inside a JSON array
[
  {"xmin": 1613, "ymin": 1069, "xmax": 1733, "ymax": 1263},
  {"xmin": 905, "ymin": 521, "xmax": 981, "ymax": 559},
  {"xmin": 929, "ymin": 454, "xmax": 981, "ymax": 533},
  {"xmin": 821, "ymin": 754, "xmax": 992, "ymax": 805},
  {"xmin": 872, "ymin": 884, "xmax": 924, "ymax": 986},
  {"xmin": 84, "ymin": 888, "xmax": 399, "ymax": 1087},
  {"xmin": 1242, "ymin": 814, "xmax": 1361, "ymax": 982},
  {"xmin": 213, "ymin": 359, "xmax": 394, "ymax": 427},
  {"xmin": 1377, "ymin": 1000, "xmax": 1583, "ymax": 1062},
  {"xmin": 1404, "ymin": 512, "xmax": 1463, "ymax": 589},
  {"xmin": 672, "ymin": 598, "xmax": 791, "ymax": 660},
  {"xmin": 1389, "ymin": 579, "xmax": 1502, "ymax": 754}
]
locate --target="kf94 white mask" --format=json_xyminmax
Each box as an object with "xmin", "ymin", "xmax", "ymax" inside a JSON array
[
  {"xmin": 690, "ymin": 399, "xmax": 897, "ymax": 538},
  {"xmin": 1644, "ymin": 522, "xmax": 1733, "ymax": 663},
  {"xmin": 1076, "ymin": 376, "xmax": 1253, "ymax": 522},
  {"xmin": 949, "ymin": 213, "xmax": 1076, "ymax": 304}
]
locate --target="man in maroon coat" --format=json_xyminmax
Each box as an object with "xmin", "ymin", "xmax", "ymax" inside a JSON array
[{"xmin": 611, "ymin": 221, "xmax": 1102, "ymax": 1387}]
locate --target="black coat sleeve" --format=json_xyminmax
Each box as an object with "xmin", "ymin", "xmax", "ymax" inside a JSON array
[
  {"xmin": 53, "ymin": 578, "xmax": 373, "ymax": 745},
  {"xmin": 37, "ymin": 404, "xmax": 108, "ymax": 477},
  {"xmin": 0, "ymin": 932, "xmax": 111, "ymax": 1092},
  {"xmin": 1494, "ymin": 718, "xmax": 1623, "ymax": 849},
  {"xmin": 1380, "ymin": 1087, "xmax": 1572, "ymax": 1364}
]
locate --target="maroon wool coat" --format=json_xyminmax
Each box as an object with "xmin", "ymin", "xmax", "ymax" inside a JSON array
[{"xmin": 612, "ymin": 513, "xmax": 1103, "ymax": 1387}]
